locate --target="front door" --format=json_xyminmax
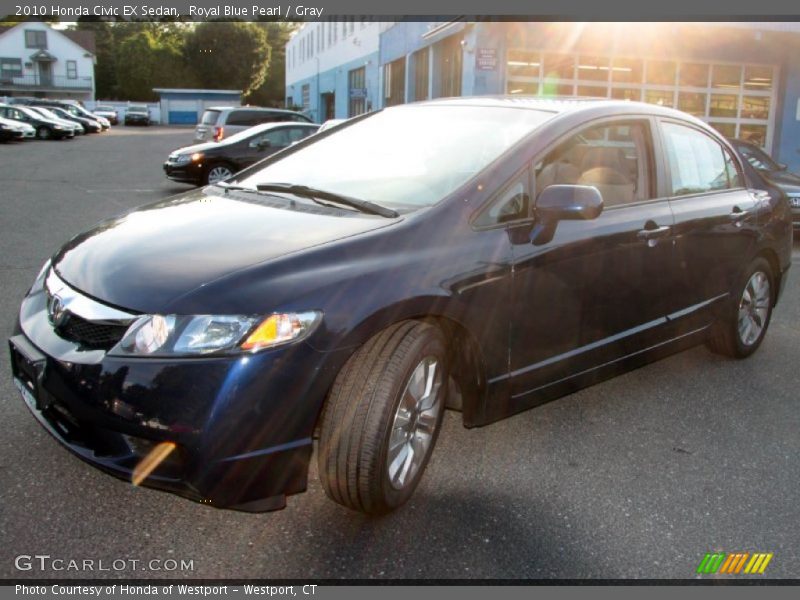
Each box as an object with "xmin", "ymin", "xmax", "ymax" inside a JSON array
[
  {"xmin": 37, "ymin": 61, "xmax": 52, "ymax": 86},
  {"xmin": 506, "ymin": 118, "xmax": 678, "ymax": 408},
  {"xmin": 321, "ymin": 93, "xmax": 335, "ymax": 121}
]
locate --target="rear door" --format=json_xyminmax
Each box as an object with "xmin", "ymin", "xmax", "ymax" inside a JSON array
[
  {"xmin": 507, "ymin": 117, "xmax": 680, "ymax": 404},
  {"xmin": 658, "ymin": 120, "xmax": 758, "ymax": 334}
]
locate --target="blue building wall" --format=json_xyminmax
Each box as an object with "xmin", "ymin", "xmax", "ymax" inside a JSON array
[
  {"xmin": 286, "ymin": 51, "xmax": 380, "ymax": 122},
  {"xmin": 775, "ymin": 63, "xmax": 800, "ymax": 171},
  {"xmin": 155, "ymin": 90, "xmax": 242, "ymax": 125}
]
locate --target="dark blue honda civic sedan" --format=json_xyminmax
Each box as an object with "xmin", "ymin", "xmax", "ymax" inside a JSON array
[{"xmin": 9, "ymin": 98, "xmax": 793, "ymax": 514}]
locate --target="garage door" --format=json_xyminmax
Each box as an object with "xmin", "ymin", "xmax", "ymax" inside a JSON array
[{"xmin": 167, "ymin": 99, "xmax": 199, "ymax": 125}]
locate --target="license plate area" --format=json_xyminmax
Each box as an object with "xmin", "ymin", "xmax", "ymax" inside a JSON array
[{"xmin": 9, "ymin": 335, "xmax": 45, "ymax": 409}]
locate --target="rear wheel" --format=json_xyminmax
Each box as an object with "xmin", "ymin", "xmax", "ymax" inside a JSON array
[
  {"xmin": 36, "ymin": 126, "xmax": 52, "ymax": 140},
  {"xmin": 318, "ymin": 321, "xmax": 448, "ymax": 514},
  {"xmin": 707, "ymin": 257, "xmax": 774, "ymax": 358}
]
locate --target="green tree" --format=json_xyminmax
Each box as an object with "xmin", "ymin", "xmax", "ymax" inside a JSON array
[
  {"xmin": 115, "ymin": 30, "xmax": 193, "ymax": 101},
  {"xmin": 184, "ymin": 21, "xmax": 269, "ymax": 95},
  {"xmin": 248, "ymin": 22, "xmax": 297, "ymax": 106}
]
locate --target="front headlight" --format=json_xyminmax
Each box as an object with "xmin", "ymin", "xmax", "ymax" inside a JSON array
[
  {"xmin": 110, "ymin": 311, "xmax": 322, "ymax": 356},
  {"xmin": 172, "ymin": 154, "xmax": 191, "ymax": 165}
]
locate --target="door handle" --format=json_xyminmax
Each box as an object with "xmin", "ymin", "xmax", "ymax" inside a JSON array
[
  {"xmin": 729, "ymin": 207, "xmax": 751, "ymax": 222},
  {"xmin": 637, "ymin": 225, "xmax": 671, "ymax": 241}
]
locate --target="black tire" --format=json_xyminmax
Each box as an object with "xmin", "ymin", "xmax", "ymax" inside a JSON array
[
  {"xmin": 707, "ymin": 257, "xmax": 774, "ymax": 359},
  {"xmin": 36, "ymin": 126, "xmax": 52, "ymax": 140},
  {"xmin": 318, "ymin": 320, "xmax": 448, "ymax": 514}
]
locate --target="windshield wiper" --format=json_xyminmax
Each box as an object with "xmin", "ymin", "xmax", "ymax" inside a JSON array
[
  {"xmin": 255, "ymin": 183, "xmax": 398, "ymax": 218},
  {"xmin": 213, "ymin": 181, "xmax": 257, "ymax": 193}
]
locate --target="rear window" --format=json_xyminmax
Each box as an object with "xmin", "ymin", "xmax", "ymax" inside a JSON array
[{"xmin": 201, "ymin": 109, "xmax": 221, "ymax": 125}]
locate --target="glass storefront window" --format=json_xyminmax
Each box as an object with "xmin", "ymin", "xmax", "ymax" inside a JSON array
[
  {"xmin": 709, "ymin": 94, "xmax": 738, "ymax": 118},
  {"xmin": 711, "ymin": 64, "xmax": 741, "ymax": 89},
  {"xmin": 678, "ymin": 92, "xmax": 707, "ymax": 116},
  {"xmin": 611, "ymin": 87, "xmax": 641, "ymax": 101},
  {"xmin": 739, "ymin": 124, "xmax": 767, "ymax": 146},
  {"xmin": 507, "ymin": 81, "xmax": 538, "ymax": 95},
  {"xmin": 743, "ymin": 65, "xmax": 773, "ymax": 91},
  {"xmin": 540, "ymin": 82, "xmax": 573, "ymax": 96},
  {"xmin": 679, "ymin": 63, "xmax": 709, "ymax": 87},
  {"xmin": 708, "ymin": 122, "xmax": 737, "ymax": 138},
  {"xmin": 611, "ymin": 58, "xmax": 643, "ymax": 83},
  {"xmin": 645, "ymin": 89, "xmax": 674, "ymax": 107},
  {"xmin": 741, "ymin": 96, "xmax": 770, "ymax": 120},
  {"xmin": 577, "ymin": 85, "xmax": 607, "ymax": 97},
  {"xmin": 507, "ymin": 49, "xmax": 540, "ymax": 78},
  {"xmin": 646, "ymin": 60, "xmax": 676, "ymax": 85},
  {"xmin": 577, "ymin": 56, "xmax": 610, "ymax": 82},
  {"xmin": 542, "ymin": 53, "xmax": 575, "ymax": 80}
]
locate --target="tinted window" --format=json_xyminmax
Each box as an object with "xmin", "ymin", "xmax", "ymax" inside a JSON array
[
  {"xmin": 200, "ymin": 109, "xmax": 220, "ymax": 125},
  {"xmin": 662, "ymin": 122, "xmax": 738, "ymax": 195},
  {"xmin": 286, "ymin": 127, "xmax": 314, "ymax": 143},
  {"xmin": 227, "ymin": 110, "xmax": 260, "ymax": 126},
  {"xmin": 535, "ymin": 120, "xmax": 653, "ymax": 208}
]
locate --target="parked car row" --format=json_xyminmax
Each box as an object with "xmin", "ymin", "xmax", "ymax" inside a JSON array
[{"xmin": 0, "ymin": 98, "xmax": 111, "ymax": 141}]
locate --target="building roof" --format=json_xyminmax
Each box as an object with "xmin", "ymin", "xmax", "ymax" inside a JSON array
[{"xmin": 0, "ymin": 24, "xmax": 96, "ymax": 54}]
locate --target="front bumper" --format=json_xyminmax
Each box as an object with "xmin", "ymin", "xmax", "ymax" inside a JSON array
[
  {"xmin": 9, "ymin": 279, "xmax": 345, "ymax": 511},
  {"xmin": 163, "ymin": 161, "xmax": 202, "ymax": 184}
]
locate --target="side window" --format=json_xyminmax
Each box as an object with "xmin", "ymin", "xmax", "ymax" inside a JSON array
[
  {"xmin": 534, "ymin": 120, "xmax": 652, "ymax": 208},
  {"xmin": 474, "ymin": 171, "xmax": 530, "ymax": 228},
  {"xmin": 661, "ymin": 122, "xmax": 739, "ymax": 195},
  {"xmin": 227, "ymin": 110, "xmax": 257, "ymax": 126},
  {"xmin": 286, "ymin": 127, "xmax": 312, "ymax": 143},
  {"xmin": 253, "ymin": 128, "xmax": 291, "ymax": 148}
]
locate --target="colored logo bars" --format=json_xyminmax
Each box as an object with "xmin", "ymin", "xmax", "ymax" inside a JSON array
[{"xmin": 696, "ymin": 552, "xmax": 773, "ymax": 575}]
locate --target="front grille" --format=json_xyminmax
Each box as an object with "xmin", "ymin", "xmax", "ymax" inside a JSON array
[{"xmin": 56, "ymin": 314, "xmax": 129, "ymax": 349}]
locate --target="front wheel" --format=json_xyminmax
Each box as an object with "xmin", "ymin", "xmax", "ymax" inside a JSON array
[
  {"xmin": 36, "ymin": 126, "xmax": 52, "ymax": 140},
  {"xmin": 707, "ymin": 257, "xmax": 774, "ymax": 358},
  {"xmin": 204, "ymin": 163, "xmax": 235, "ymax": 185},
  {"xmin": 318, "ymin": 321, "xmax": 448, "ymax": 514}
]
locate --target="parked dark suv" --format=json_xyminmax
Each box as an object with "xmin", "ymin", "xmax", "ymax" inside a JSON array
[{"xmin": 10, "ymin": 99, "xmax": 792, "ymax": 515}]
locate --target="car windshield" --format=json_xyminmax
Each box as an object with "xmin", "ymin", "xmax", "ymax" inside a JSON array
[
  {"xmin": 129, "ymin": 106, "xmax": 148, "ymax": 114},
  {"xmin": 237, "ymin": 105, "xmax": 555, "ymax": 209},
  {"xmin": 95, "ymin": 105, "xmax": 113, "ymax": 111},
  {"xmin": 35, "ymin": 107, "xmax": 60, "ymax": 120},
  {"xmin": 735, "ymin": 143, "xmax": 781, "ymax": 172}
]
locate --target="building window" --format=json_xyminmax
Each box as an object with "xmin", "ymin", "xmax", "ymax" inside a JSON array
[
  {"xmin": 413, "ymin": 48, "xmax": 429, "ymax": 101},
  {"xmin": 384, "ymin": 58, "xmax": 406, "ymax": 107},
  {"xmin": 434, "ymin": 34, "xmax": 462, "ymax": 98},
  {"xmin": 504, "ymin": 48, "xmax": 777, "ymax": 148},
  {"xmin": 66, "ymin": 60, "xmax": 77, "ymax": 79},
  {"xmin": 0, "ymin": 57, "xmax": 22, "ymax": 80},
  {"xmin": 348, "ymin": 66, "xmax": 367, "ymax": 117},
  {"xmin": 25, "ymin": 29, "xmax": 47, "ymax": 49},
  {"xmin": 301, "ymin": 84, "xmax": 310, "ymax": 110}
]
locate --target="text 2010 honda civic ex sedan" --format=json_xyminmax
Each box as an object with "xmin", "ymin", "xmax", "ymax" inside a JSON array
[{"xmin": 9, "ymin": 99, "xmax": 793, "ymax": 514}]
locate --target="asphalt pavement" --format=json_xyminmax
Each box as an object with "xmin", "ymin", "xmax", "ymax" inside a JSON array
[{"xmin": 0, "ymin": 127, "xmax": 798, "ymax": 580}]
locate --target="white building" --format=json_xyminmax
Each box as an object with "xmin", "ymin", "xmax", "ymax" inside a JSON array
[
  {"xmin": 0, "ymin": 22, "xmax": 96, "ymax": 101},
  {"xmin": 284, "ymin": 20, "xmax": 387, "ymax": 122}
]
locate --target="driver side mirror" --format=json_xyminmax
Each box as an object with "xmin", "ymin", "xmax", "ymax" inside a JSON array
[
  {"xmin": 536, "ymin": 185, "xmax": 604, "ymax": 222},
  {"xmin": 530, "ymin": 185, "xmax": 604, "ymax": 246}
]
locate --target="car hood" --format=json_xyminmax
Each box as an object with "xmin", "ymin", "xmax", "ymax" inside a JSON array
[
  {"xmin": 52, "ymin": 188, "xmax": 399, "ymax": 313},
  {"xmin": 763, "ymin": 170, "xmax": 800, "ymax": 191},
  {"xmin": 171, "ymin": 141, "xmax": 220, "ymax": 156}
]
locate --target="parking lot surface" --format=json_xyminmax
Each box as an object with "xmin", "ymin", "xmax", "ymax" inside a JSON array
[{"xmin": 1, "ymin": 128, "xmax": 799, "ymax": 580}]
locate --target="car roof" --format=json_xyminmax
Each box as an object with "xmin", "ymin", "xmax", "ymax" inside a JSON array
[{"xmin": 412, "ymin": 96, "xmax": 700, "ymax": 121}]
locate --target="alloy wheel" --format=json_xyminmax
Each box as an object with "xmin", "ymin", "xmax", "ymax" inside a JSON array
[
  {"xmin": 207, "ymin": 166, "xmax": 233, "ymax": 184},
  {"xmin": 737, "ymin": 270, "xmax": 771, "ymax": 346},
  {"xmin": 386, "ymin": 356, "xmax": 444, "ymax": 490}
]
